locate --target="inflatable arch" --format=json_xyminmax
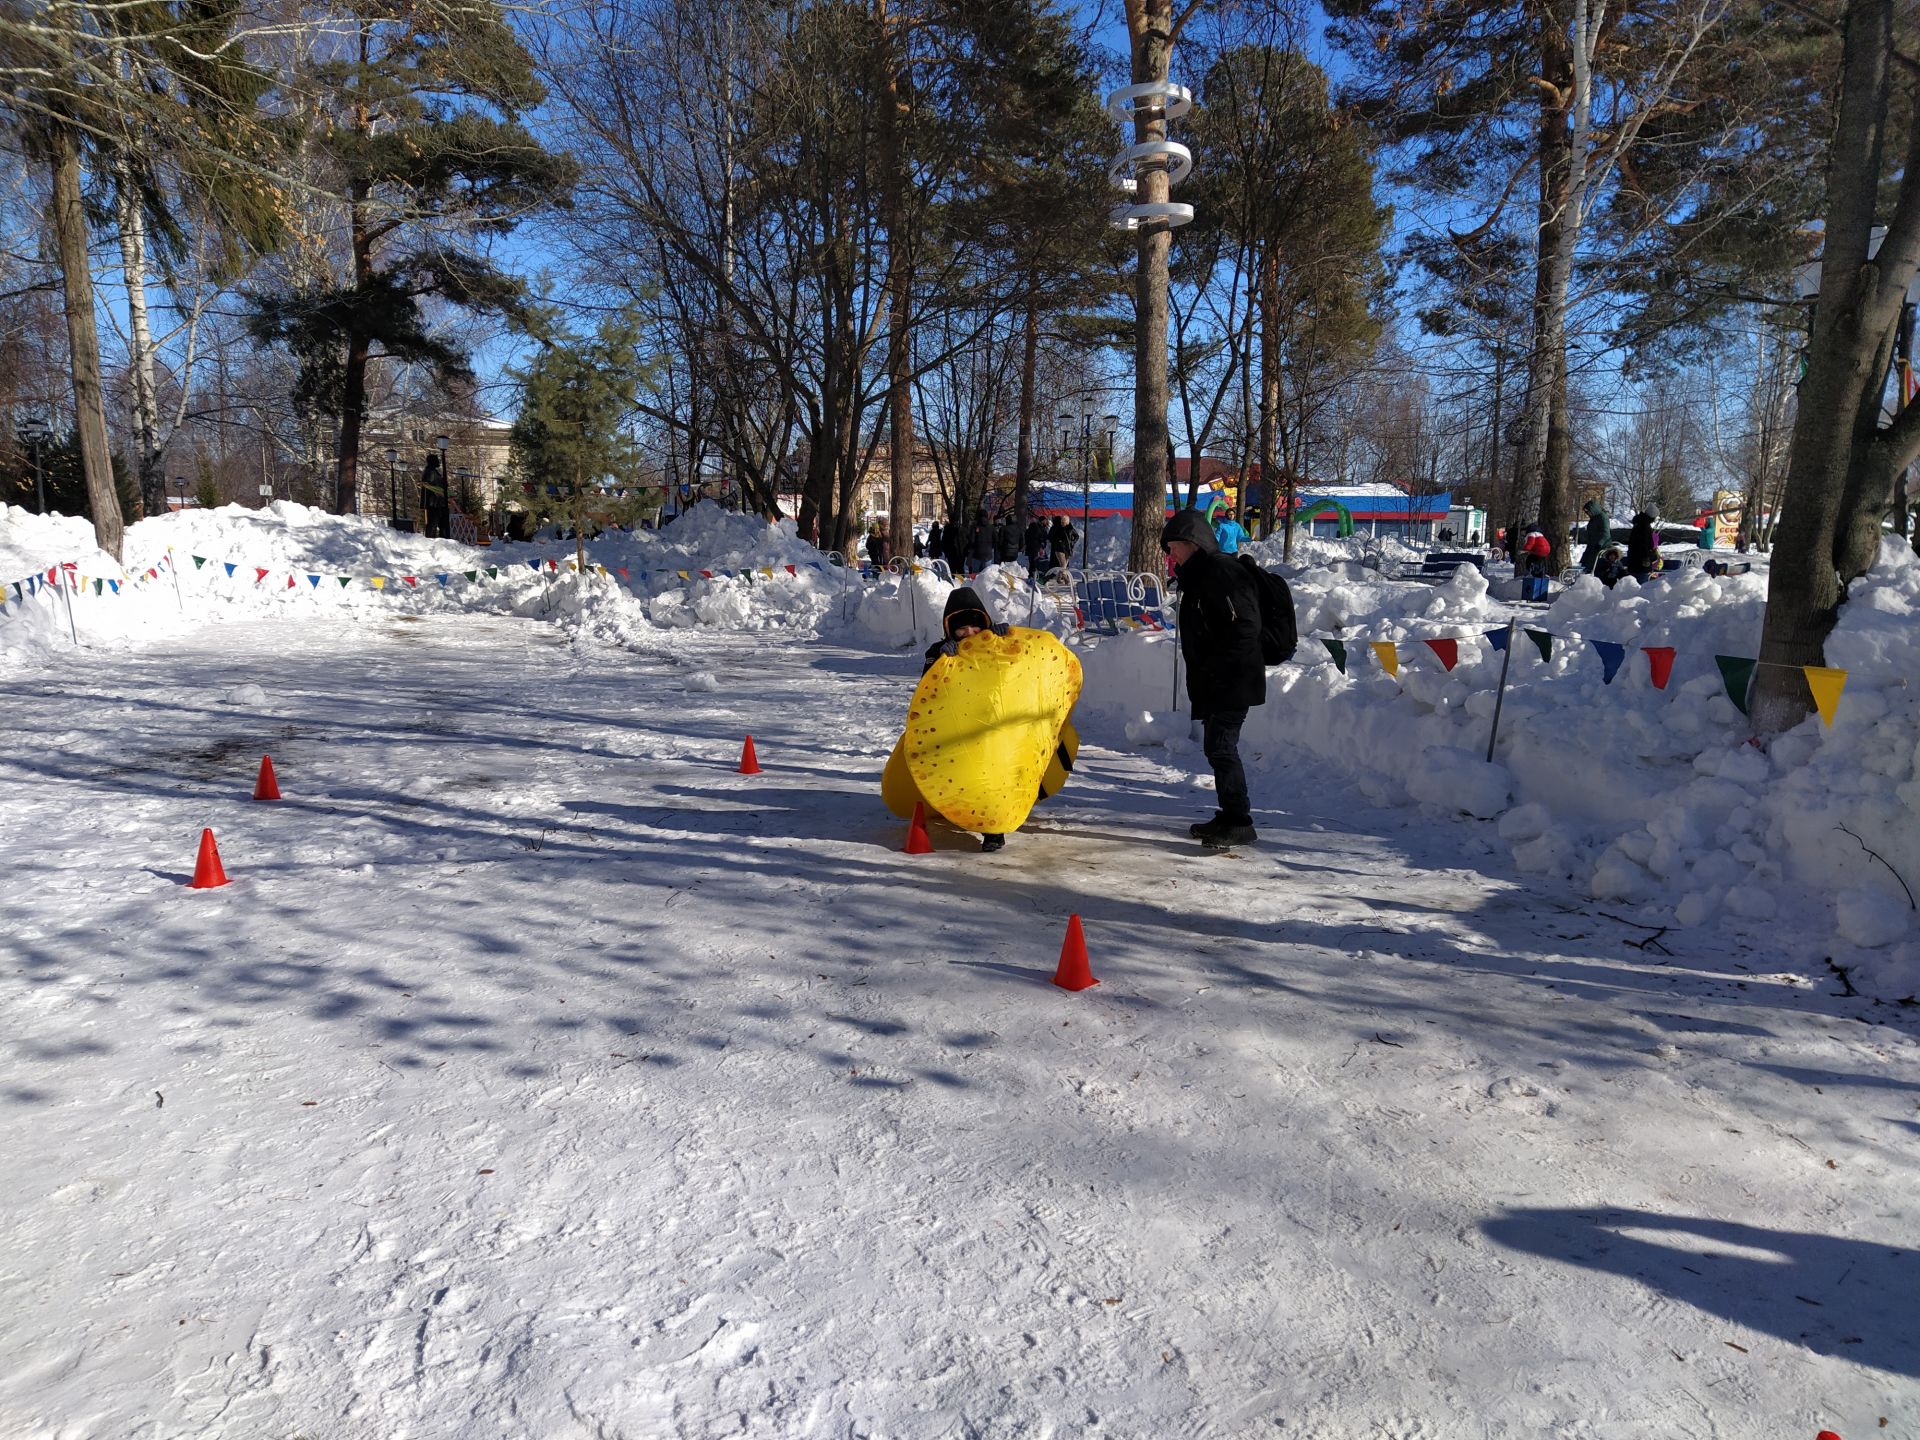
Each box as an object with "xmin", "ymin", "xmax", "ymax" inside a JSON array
[{"xmin": 1292, "ymin": 498, "xmax": 1355, "ymax": 537}]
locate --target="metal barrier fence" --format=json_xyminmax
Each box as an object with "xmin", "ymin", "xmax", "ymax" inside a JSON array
[{"xmin": 821, "ymin": 552, "xmax": 1178, "ymax": 642}]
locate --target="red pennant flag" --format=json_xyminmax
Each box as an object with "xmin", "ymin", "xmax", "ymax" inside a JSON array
[
  {"xmin": 547, "ymin": 559, "xmax": 558, "ymax": 572},
  {"xmin": 403, "ymin": 576, "xmax": 417, "ymax": 587},
  {"xmin": 286, "ymin": 575, "xmax": 296, "ymax": 589},
  {"xmin": 46, "ymin": 566, "xmax": 56, "ymax": 583},
  {"xmin": 146, "ymin": 568, "xmax": 157, "ymax": 580},
  {"xmin": 617, "ymin": 567, "xmax": 630, "ymax": 579},
  {"xmin": 1644, "ymin": 646, "xmax": 1677, "ymax": 689},
  {"xmin": 1424, "ymin": 637, "xmax": 1459, "ymax": 672},
  {"xmin": 701, "ymin": 569, "xmax": 713, "ymax": 579},
  {"xmin": 254, "ymin": 567, "xmax": 269, "ymax": 583},
  {"xmin": 785, "ymin": 564, "xmax": 797, "ymax": 576}
]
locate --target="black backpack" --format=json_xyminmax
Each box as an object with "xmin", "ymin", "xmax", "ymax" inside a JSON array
[{"xmin": 1237, "ymin": 554, "xmax": 1298, "ymax": 665}]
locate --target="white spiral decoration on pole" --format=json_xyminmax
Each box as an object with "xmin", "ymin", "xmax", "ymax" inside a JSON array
[{"xmin": 1106, "ymin": 80, "xmax": 1195, "ymax": 231}]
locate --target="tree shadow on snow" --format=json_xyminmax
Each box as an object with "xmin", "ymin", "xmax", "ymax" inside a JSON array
[{"xmin": 1481, "ymin": 1206, "xmax": 1919, "ymax": 1377}]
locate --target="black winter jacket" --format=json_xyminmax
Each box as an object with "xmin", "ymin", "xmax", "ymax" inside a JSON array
[{"xmin": 1165, "ymin": 509, "xmax": 1266, "ymax": 716}]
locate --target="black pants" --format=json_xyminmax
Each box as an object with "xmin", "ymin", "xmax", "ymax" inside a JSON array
[{"xmin": 1202, "ymin": 706, "xmax": 1251, "ymax": 824}]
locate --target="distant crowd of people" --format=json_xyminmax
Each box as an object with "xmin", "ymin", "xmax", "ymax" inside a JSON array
[{"xmin": 859, "ymin": 512, "xmax": 1081, "ymax": 577}]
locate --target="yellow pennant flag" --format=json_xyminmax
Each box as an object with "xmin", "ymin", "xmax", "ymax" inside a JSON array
[
  {"xmin": 596, "ymin": 565, "xmax": 607, "ymax": 576},
  {"xmin": 369, "ymin": 576, "xmax": 386, "ymax": 590},
  {"xmin": 677, "ymin": 569, "xmax": 690, "ymax": 581},
  {"xmin": 1371, "ymin": 641, "xmax": 1399, "ymax": 678},
  {"xmin": 760, "ymin": 566, "xmax": 774, "ymax": 579},
  {"xmin": 1803, "ymin": 665, "xmax": 1848, "ymax": 727}
]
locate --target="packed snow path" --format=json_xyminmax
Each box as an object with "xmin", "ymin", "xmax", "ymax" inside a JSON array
[{"xmin": 2, "ymin": 616, "xmax": 1915, "ymax": 1439}]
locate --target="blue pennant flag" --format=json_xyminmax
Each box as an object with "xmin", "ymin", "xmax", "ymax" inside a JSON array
[
  {"xmin": 528, "ymin": 560, "xmax": 540, "ymax": 571},
  {"xmin": 1485, "ymin": 627, "xmax": 1510, "ymax": 653},
  {"xmin": 27, "ymin": 575, "xmax": 39, "ymax": 595},
  {"xmin": 108, "ymin": 579, "xmax": 120, "ymax": 594},
  {"xmin": 1591, "ymin": 638, "xmax": 1627, "ymax": 685},
  {"xmin": 224, "ymin": 562, "xmax": 237, "ymax": 577},
  {"xmin": 308, "ymin": 574, "xmax": 321, "ymax": 588},
  {"xmin": 435, "ymin": 574, "xmax": 449, "ymax": 586}
]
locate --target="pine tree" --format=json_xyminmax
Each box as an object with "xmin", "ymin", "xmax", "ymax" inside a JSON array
[
  {"xmin": 248, "ymin": 1, "xmax": 575, "ymax": 515},
  {"xmin": 509, "ymin": 313, "xmax": 655, "ymax": 572}
]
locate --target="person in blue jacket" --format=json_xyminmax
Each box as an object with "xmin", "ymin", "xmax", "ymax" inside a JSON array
[{"xmin": 1212, "ymin": 509, "xmax": 1247, "ymax": 554}]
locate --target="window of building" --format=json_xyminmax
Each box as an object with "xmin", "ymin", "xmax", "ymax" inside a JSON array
[{"xmin": 916, "ymin": 492, "xmax": 935, "ymax": 520}]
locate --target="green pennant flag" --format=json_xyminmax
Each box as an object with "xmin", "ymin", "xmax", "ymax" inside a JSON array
[
  {"xmin": 338, "ymin": 576, "xmax": 352, "ymax": 587},
  {"xmin": 1715, "ymin": 655, "xmax": 1756, "ymax": 715},
  {"xmin": 192, "ymin": 555, "xmax": 207, "ymax": 569},
  {"xmin": 464, "ymin": 570, "xmax": 478, "ymax": 582},
  {"xmin": 1524, "ymin": 628, "xmax": 1553, "ymax": 661},
  {"xmin": 1321, "ymin": 637, "xmax": 1348, "ymax": 674},
  {"xmin": 93, "ymin": 578, "xmax": 103, "ymax": 595}
]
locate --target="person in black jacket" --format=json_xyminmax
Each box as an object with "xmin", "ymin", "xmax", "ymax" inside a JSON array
[
  {"xmin": 922, "ymin": 586, "xmax": 1013, "ymax": 851},
  {"xmin": 1625, "ymin": 512, "xmax": 1660, "ymax": 582},
  {"xmin": 1023, "ymin": 515, "xmax": 1047, "ymax": 573},
  {"xmin": 966, "ymin": 517, "xmax": 992, "ymax": 573},
  {"xmin": 1162, "ymin": 507, "xmax": 1265, "ymax": 846},
  {"xmin": 926, "ymin": 521, "xmax": 944, "ymax": 564}
]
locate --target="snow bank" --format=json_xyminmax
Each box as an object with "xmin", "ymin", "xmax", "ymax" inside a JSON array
[{"xmin": 1075, "ymin": 539, "xmax": 1919, "ymax": 999}]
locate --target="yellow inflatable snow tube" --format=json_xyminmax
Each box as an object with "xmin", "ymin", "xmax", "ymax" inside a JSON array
[{"xmin": 881, "ymin": 627, "xmax": 1082, "ymax": 833}]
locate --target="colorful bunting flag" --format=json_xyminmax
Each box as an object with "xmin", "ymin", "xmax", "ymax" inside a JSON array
[
  {"xmin": 1371, "ymin": 641, "xmax": 1399, "ymax": 678},
  {"xmin": 436, "ymin": 574, "xmax": 450, "ymax": 586},
  {"xmin": 1525, "ymin": 628, "xmax": 1553, "ymax": 661},
  {"xmin": 1424, "ymin": 638, "xmax": 1459, "ymax": 672},
  {"xmin": 370, "ymin": 576, "xmax": 386, "ymax": 591},
  {"xmin": 1591, "ymin": 639, "xmax": 1626, "ymax": 685},
  {"xmin": 1803, "ymin": 665, "xmax": 1848, "ymax": 727},
  {"xmin": 486, "ymin": 567, "xmax": 497, "ymax": 578},
  {"xmin": 338, "ymin": 576, "xmax": 351, "ymax": 587},
  {"xmin": 254, "ymin": 567, "xmax": 269, "ymax": 583},
  {"xmin": 308, "ymin": 575, "xmax": 321, "ymax": 588},
  {"xmin": 224, "ymin": 562, "xmax": 237, "ymax": 577},
  {"xmin": 403, "ymin": 576, "xmax": 417, "ymax": 587},
  {"xmin": 1643, "ymin": 646, "xmax": 1676, "ymax": 689},
  {"xmin": 286, "ymin": 575, "xmax": 296, "ymax": 590},
  {"xmin": 700, "ymin": 569, "xmax": 714, "ymax": 579},
  {"xmin": 1322, "ymin": 638, "xmax": 1348, "ymax": 674},
  {"xmin": 528, "ymin": 560, "xmax": 540, "ymax": 571},
  {"xmin": 677, "ymin": 569, "xmax": 690, "ymax": 580},
  {"xmin": 786, "ymin": 565, "xmax": 797, "ymax": 576},
  {"xmin": 465, "ymin": 571, "xmax": 478, "ymax": 582},
  {"xmin": 617, "ymin": 567, "xmax": 630, "ymax": 579},
  {"xmin": 1715, "ymin": 655, "xmax": 1756, "ymax": 715},
  {"xmin": 193, "ymin": 555, "xmax": 207, "ymax": 569},
  {"xmin": 108, "ymin": 580, "xmax": 119, "ymax": 594},
  {"xmin": 92, "ymin": 578, "xmax": 102, "ymax": 595}
]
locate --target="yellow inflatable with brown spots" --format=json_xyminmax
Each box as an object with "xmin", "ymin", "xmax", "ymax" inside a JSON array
[{"xmin": 881, "ymin": 627, "xmax": 1082, "ymax": 832}]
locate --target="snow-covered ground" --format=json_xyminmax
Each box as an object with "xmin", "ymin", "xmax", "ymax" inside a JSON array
[{"xmin": 2, "ymin": 502, "xmax": 1916, "ymax": 1436}]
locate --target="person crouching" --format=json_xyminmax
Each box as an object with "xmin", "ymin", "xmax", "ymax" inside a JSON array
[{"xmin": 924, "ymin": 586, "xmax": 1013, "ymax": 851}]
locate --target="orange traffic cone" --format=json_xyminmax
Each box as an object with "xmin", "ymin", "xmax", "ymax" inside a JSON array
[
  {"xmin": 189, "ymin": 828, "xmax": 230, "ymax": 889},
  {"xmin": 253, "ymin": 754, "xmax": 281, "ymax": 801},
  {"xmin": 738, "ymin": 736, "xmax": 761, "ymax": 774},
  {"xmin": 1052, "ymin": 914, "xmax": 1098, "ymax": 991},
  {"xmin": 904, "ymin": 801, "xmax": 933, "ymax": 855}
]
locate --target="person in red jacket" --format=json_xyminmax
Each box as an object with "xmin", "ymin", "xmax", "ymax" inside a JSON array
[{"xmin": 1521, "ymin": 527, "xmax": 1552, "ymax": 574}]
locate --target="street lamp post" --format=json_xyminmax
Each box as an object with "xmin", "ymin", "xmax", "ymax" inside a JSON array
[
  {"xmin": 172, "ymin": 475, "xmax": 187, "ymax": 511},
  {"xmin": 385, "ymin": 448, "xmax": 399, "ymax": 528},
  {"xmin": 1058, "ymin": 411, "xmax": 1120, "ymax": 573},
  {"xmin": 429, "ymin": 434, "xmax": 450, "ymax": 538},
  {"xmin": 17, "ymin": 415, "xmax": 49, "ymax": 513}
]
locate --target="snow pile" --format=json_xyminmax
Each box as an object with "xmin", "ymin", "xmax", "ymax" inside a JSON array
[{"xmin": 1074, "ymin": 540, "xmax": 1919, "ymax": 998}]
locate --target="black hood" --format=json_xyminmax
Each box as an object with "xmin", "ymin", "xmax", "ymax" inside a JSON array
[
  {"xmin": 1161, "ymin": 507, "xmax": 1220, "ymax": 554},
  {"xmin": 942, "ymin": 586, "xmax": 993, "ymax": 639}
]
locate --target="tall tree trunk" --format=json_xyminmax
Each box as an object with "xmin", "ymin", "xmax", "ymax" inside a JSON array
[
  {"xmin": 1125, "ymin": 0, "xmax": 1177, "ymax": 571},
  {"xmin": 1521, "ymin": 0, "xmax": 1578, "ymax": 570},
  {"xmin": 1753, "ymin": 0, "xmax": 1917, "ymax": 732},
  {"xmin": 1013, "ymin": 290, "xmax": 1039, "ymax": 532},
  {"xmin": 1257, "ymin": 248, "xmax": 1285, "ymax": 560},
  {"xmin": 875, "ymin": 0, "xmax": 917, "ymax": 560},
  {"xmin": 115, "ymin": 164, "xmax": 162, "ymax": 521},
  {"xmin": 49, "ymin": 123, "xmax": 124, "ymax": 561}
]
